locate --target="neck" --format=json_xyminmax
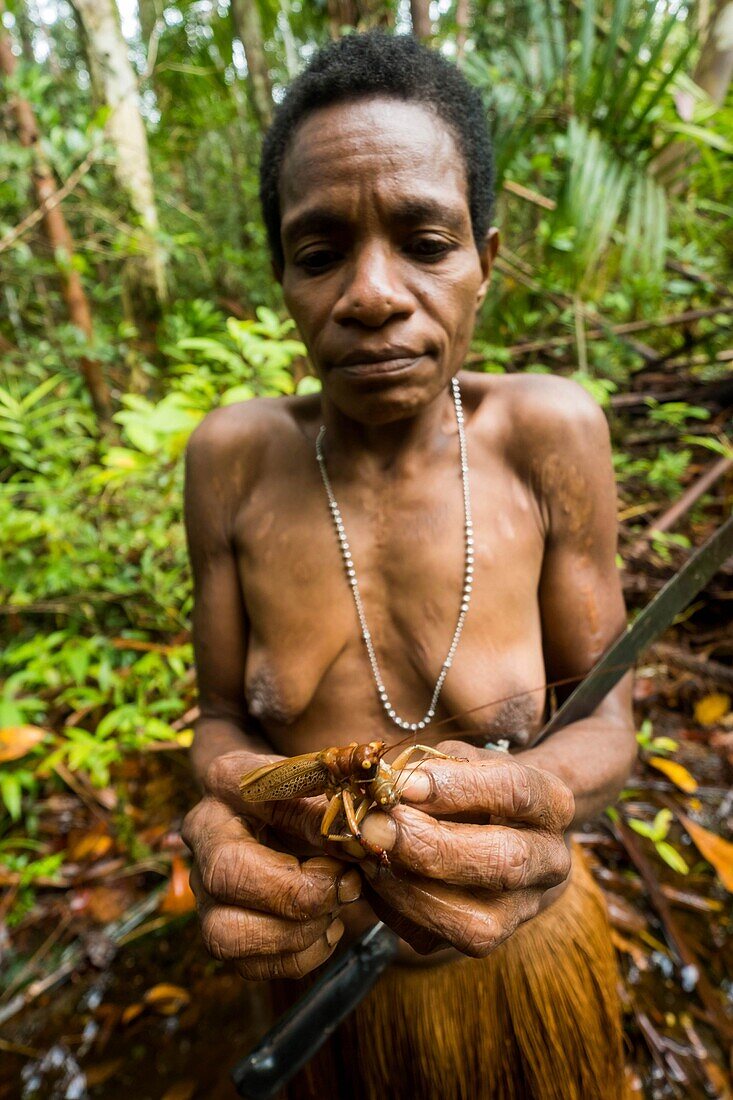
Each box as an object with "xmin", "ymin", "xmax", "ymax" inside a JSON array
[{"xmin": 319, "ymin": 380, "xmax": 459, "ymax": 477}]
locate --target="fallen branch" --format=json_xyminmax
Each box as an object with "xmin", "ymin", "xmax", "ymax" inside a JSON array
[
  {"xmin": 612, "ymin": 818, "xmax": 733, "ymax": 1040},
  {"xmin": 475, "ymin": 305, "xmax": 733, "ymax": 361},
  {"xmin": 648, "ymin": 456, "xmax": 733, "ymax": 536},
  {"xmin": 0, "ymin": 145, "xmax": 99, "ymax": 255},
  {"xmin": 649, "ymin": 642, "xmax": 733, "ymax": 691}
]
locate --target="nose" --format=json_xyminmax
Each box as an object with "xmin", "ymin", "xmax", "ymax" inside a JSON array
[{"xmin": 332, "ymin": 243, "xmax": 415, "ymax": 328}]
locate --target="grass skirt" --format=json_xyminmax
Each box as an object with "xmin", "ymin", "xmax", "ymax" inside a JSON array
[{"xmin": 283, "ymin": 846, "xmax": 624, "ymax": 1100}]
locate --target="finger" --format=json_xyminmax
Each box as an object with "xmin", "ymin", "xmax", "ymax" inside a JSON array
[
  {"xmin": 205, "ymin": 751, "xmax": 330, "ymax": 849},
  {"xmin": 235, "ymin": 922, "xmax": 345, "ymax": 981},
  {"xmin": 361, "ymin": 805, "xmax": 571, "ymax": 889},
  {"xmin": 365, "ymin": 865, "xmax": 545, "ymax": 958},
  {"xmin": 183, "ymin": 799, "xmax": 361, "ymax": 918},
  {"xmin": 397, "ymin": 753, "xmax": 575, "ymax": 830},
  {"xmin": 197, "ymin": 894, "xmax": 334, "ymax": 960}
]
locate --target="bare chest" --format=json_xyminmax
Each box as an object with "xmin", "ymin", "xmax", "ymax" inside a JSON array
[{"xmin": 233, "ymin": 439, "xmax": 548, "ymax": 753}]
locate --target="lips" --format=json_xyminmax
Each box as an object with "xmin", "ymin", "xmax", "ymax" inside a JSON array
[{"xmin": 333, "ymin": 347, "xmax": 424, "ymax": 377}]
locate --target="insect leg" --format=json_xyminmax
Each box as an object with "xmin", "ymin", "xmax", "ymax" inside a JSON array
[
  {"xmin": 390, "ymin": 743, "xmax": 457, "ymax": 772},
  {"xmin": 340, "ymin": 789, "xmax": 390, "ymax": 865},
  {"xmin": 321, "ymin": 792, "xmax": 346, "ymax": 839}
]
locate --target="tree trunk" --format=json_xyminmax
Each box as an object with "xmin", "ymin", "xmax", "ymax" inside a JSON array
[
  {"xmin": 326, "ymin": 0, "xmax": 393, "ymax": 35},
  {"xmin": 137, "ymin": 0, "xmax": 160, "ymax": 49},
  {"xmin": 0, "ymin": 20, "xmax": 111, "ymax": 421},
  {"xmin": 230, "ymin": 0, "xmax": 273, "ymax": 130},
  {"xmin": 410, "ymin": 0, "xmax": 431, "ymax": 39},
  {"xmin": 72, "ymin": 0, "xmax": 167, "ymax": 325},
  {"xmin": 693, "ymin": 0, "xmax": 733, "ymax": 104},
  {"xmin": 455, "ymin": 0, "xmax": 470, "ymax": 58}
]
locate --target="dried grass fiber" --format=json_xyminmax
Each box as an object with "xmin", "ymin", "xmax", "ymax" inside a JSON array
[{"xmin": 283, "ymin": 845, "xmax": 624, "ymax": 1100}]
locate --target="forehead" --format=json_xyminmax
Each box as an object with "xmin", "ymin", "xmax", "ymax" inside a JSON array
[{"xmin": 279, "ymin": 98, "xmax": 469, "ymax": 234}]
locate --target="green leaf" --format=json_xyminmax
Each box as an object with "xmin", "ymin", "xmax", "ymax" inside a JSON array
[{"xmin": 655, "ymin": 840, "xmax": 689, "ymax": 875}]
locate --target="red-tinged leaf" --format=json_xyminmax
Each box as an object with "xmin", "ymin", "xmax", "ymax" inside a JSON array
[
  {"xmin": 160, "ymin": 855, "xmax": 196, "ymax": 916},
  {"xmin": 647, "ymin": 756, "xmax": 698, "ymax": 793},
  {"xmin": 0, "ymin": 725, "xmax": 48, "ymax": 762},
  {"xmin": 679, "ymin": 814, "xmax": 733, "ymax": 892}
]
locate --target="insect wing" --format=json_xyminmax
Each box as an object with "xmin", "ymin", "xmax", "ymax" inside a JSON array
[{"xmin": 239, "ymin": 755, "xmax": 332, "ymax": 801}]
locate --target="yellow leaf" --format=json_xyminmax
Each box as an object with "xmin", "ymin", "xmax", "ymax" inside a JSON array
[
  {"xmin": 694, "ymin": 693, "xmax": 730, "ymax": 726},
  {"xmin": 679, "ymin": 814, "xmax": 733, "ymax": 892},
  {"xmin": 648, "ymin": 756, "xmax": 698, "ymax": 793},
  {"xmin": 143, "ymin": 983, "xmax": 190, "ymax": 1015},
  {"xmin": 0, "ymin": 725, "xmax": 48, "ymax": 763}
]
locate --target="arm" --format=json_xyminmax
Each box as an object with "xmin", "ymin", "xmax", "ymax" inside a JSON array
[
  {"xmin": 517, "ymin": 381, "xmax": 636, "ymax": 822},
  {"xmin": 182, "ymin": 408, "xmax": 360, "ymax": 979}
]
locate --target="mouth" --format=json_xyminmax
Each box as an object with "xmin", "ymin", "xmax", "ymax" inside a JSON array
[{"xmin": 334, "ymin": 348, "xmax": 425, "ymax": 378}]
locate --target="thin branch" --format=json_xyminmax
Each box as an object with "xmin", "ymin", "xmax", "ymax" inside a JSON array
[{"xmin": 0, "ymin": 145, "xmax": 100, "ymax": 255}]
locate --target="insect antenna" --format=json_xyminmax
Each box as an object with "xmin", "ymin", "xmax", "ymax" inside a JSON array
[{"xmin": 426, "ymin": 660, "xmax": 636, "ymax": 735}]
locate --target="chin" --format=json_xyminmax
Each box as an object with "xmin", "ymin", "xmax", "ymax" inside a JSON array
[{"xmin": 324, "ymin": 363, "xmax": 450, "ymax": 423}]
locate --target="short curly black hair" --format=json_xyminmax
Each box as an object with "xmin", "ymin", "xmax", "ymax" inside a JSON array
[{"xmin": 259, "ymin": 31, "xmax": 494, "ymax": 271}]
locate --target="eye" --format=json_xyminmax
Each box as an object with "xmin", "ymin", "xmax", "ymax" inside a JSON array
[
  {"xmin": 408, "ymin": 236, "xmax": 456, "ymax": 261},
  {"xmin": 296, "ymin": 249, "xmax": 341, "ymax": 274}
]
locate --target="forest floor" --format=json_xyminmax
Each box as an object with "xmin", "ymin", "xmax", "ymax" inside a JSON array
[{"xmin": 0, "ymin": 583, "xmax": 731, "ymax": 1099}]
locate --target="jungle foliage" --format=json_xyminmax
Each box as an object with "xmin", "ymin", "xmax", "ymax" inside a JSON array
[{"xmin": 0, "ymin": 2, "xmax": 732, "ymax": 1092}]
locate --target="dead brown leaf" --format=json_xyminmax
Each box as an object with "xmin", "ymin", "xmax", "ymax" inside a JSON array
[
  {"xmin": 0, "ymin": 725, "xmax": 48, "ymax": 762},
  {"xmin": 84, "ymin": 1059, "xmax": 125, "ymax": 1088},
  {"xmin": 160, "ymin": 855, "xmax": 196, "ymax": 916},
  {"xmin": 161, "ymin": 1081, "xmax": 197, "ymax": 1100},
  {"xmin": 679, "ymin": 814, "xmax": 733, "ymax": 892}
]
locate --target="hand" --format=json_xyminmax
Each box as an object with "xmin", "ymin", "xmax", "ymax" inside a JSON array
[
  {"xmin": 182, "ymin": 751, "xmax": 362, "ymax": 980},
  {"xmin": 358, "ymin": 742, "xmax": 575, "ymax": 957}
]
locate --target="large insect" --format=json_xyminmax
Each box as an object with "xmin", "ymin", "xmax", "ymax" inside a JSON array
[
  {"xmin": 238, "ymin": 663, "xmax": 633, "ymax": 862},
  {"xmin": 239, "ymin": 739, "xmax": 453, "ymax": 863}
]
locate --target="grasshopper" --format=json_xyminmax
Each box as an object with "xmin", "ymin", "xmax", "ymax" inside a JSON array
[{"xmin": 239, "ymin": 739, "xmax": 453, "ymax": 863}]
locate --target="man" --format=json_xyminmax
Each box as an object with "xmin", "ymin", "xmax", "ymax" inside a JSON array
[{"xmin": 183, "ymin": 32, "xmax": 635, "ymax": 1099}]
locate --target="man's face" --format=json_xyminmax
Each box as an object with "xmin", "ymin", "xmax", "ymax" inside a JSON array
[{"xmin": 278, "ymin": 97, "xmax": 497, "ymax": 424}]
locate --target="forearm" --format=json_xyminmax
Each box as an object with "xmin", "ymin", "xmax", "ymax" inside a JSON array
[
  {"xmin": 190, "ymin": 714, "xmax": 274, "ymax": 785},
  {"xmin": 516, "ymin": 716, "xmax": 637, "ymax": 825}
]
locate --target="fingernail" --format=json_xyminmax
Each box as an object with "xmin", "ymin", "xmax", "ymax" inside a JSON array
[
  {"xmin": 361, "ymin": 812, "xmax": 396, "ymax": 851},
  {"xmin": 337, "ymin": 870, "xmax": 362, "ymax": 904},
  {"xmin": 327, "ymin": 918, "xmax": 344, "ymax": 947},
  {"xmin": 399, "ymin": 770, "xmax": 431, "ymax": 801}
]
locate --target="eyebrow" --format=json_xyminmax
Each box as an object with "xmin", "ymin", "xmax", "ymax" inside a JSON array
[{"xmin": 281, "ymin": 196, "xmax": 467, "ymax": 246}]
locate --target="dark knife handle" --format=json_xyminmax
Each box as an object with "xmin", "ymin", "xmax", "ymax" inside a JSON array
[{"xmin": 231, "ymin": 922, "xmax": 399, "ymax": 1100}]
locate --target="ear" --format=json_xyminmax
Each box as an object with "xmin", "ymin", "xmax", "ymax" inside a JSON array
[{"xmin": 476, "ymin": 228, "xmax": 499, "ymax": 308}]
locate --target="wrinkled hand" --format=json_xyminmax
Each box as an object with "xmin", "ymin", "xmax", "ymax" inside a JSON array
[
  {"xmin": 359, "ymin": 742, "xmax": 575, "ymax": 957},
  {"xmin": 182, "ymin": 751, "xmax": 361, "ymax": 980}
]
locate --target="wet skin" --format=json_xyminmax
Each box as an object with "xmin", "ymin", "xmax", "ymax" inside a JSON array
[{"xmin": 182, "ymin": 98, "xmax": 635, "ymax": 978}]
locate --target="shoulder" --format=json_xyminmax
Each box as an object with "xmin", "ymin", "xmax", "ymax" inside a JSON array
[
  {"xmin": 186, "ymin": 394, "xmax": 317, "ymax": 481},
  {"xmin": 183, "ymin": 395, "xmax": 316, "ymax": 537},
  {"xmin": 464, "ymin": 371, "xmax": 610, "ymax": 476},
  {"xmin": 463, "ymin": 371, "xmax": 614, "ymax": 539}
]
